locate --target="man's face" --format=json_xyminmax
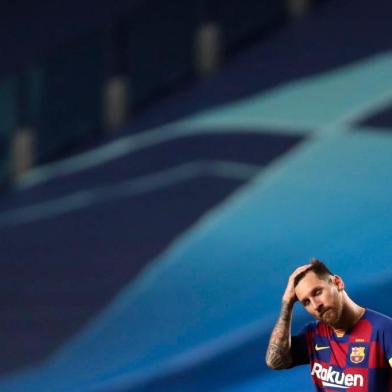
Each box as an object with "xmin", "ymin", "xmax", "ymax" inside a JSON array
[{"xmin": 295, "ymin": 271, "xmax": 343, "ymax": 326}]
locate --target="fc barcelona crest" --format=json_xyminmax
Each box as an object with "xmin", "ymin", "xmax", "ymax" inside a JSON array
[{"xmin": 350, "ymin": 346, "xmax": 366, "ymax": 364}]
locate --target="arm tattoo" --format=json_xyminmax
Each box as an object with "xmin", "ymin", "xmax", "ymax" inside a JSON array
[{"xmin": 265, "ymin": 300, "xmax": 294, "ymax": 370}]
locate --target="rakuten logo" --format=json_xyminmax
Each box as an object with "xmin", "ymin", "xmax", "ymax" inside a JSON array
[{"xmin": 311, "ymin": 363, "xmax": 364, "ymax": 389}]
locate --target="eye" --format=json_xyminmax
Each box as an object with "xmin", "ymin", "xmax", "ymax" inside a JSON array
[
  {"xmin": 315, "ymin": 288, "xmax": 322, "ymax": 296},
  {"xmin": 303, "ymin": 299, "xmax": 310, "ymax": 307}
]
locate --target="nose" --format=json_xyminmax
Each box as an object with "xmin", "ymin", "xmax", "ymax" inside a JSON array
[{"xmin": 310, "ymin": 298, "xmax": 323, "ymax": 314}]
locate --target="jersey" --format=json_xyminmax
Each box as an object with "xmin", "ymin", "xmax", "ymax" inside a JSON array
[{"xmin": 291, "ymin": 308, "xmax": 392, "ymax": 391}]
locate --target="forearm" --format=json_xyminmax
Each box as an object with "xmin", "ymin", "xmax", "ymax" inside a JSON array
[{"xmin": 265, "ymin": 300, "xmax": 294, "ymax": 370}]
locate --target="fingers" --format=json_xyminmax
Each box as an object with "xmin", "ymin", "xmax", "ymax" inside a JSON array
[
  {"xmin": 289, "ymin": 264, "xmax": 312, "ymax": 280},
  {"xmin": 282, "ymin": 263, "xmax": 312, "ymax": 304}
]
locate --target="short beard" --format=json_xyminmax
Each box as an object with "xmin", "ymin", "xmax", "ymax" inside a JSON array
[{"xmin": 324, "ymin": 303, "xmax": 343, "ymax": 328}]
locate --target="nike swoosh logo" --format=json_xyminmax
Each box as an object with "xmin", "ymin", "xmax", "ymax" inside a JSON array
[{"xmin": 315, "ymin": 344, "xmax": 330, "ymax": 351}]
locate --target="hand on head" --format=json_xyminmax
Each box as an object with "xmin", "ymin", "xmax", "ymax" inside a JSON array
[{"xmin": 282, "ymin": 264, "xmax": 312, "ymax": 304}]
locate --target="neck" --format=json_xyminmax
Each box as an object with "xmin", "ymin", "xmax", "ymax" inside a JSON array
[{"xmin": 331, "ymin": 293, "xmax": 365, "ymax": 331}]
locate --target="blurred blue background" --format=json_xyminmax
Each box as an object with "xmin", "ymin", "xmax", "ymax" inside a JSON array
[{"xmin": 0, "ymin": 0, "xmax": 391, "ymax": 390}]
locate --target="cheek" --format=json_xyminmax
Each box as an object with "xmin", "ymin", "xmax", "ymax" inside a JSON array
[
  {"xmin": 330, "ymin": 291, "xmax": 341, "ymax": 306},
  {"xmin": 326, "ymin": 292, "xmax": 334, "ymax": 303},
  {"xmin": 306, "ymin": 306, "xmax": 319, "ymax": 317}
]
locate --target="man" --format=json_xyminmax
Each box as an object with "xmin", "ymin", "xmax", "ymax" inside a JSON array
[{"xmin": 265, "ymin": 259, "xmax": 392, "ymax": 391}]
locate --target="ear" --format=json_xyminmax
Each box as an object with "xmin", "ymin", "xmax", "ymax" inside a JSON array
[{"xmin": 333, "ymin": 275, "xmax": 344, "ymax": 291}]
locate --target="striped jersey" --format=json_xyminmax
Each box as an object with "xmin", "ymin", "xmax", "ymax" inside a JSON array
[{"xmin": 291, "ymin": 309, "xmax": 392, "ymax": 391}]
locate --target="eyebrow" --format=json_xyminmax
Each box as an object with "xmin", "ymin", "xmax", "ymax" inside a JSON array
[{"xmin": 300, "ymin": 286, "xmax": 323, "ymax": 304}]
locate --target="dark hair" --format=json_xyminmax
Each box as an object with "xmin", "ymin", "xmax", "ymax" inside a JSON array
[{"xmin": 293, "ymin": 259, "xmax": 333, "ymax": 288}]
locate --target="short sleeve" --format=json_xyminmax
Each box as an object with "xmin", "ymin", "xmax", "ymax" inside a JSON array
[
  {"xmin": 290, "ymin": 324, "xmax": 310, "ymax": 366},
  {"xmin": 381, "ymin": 315, "xmax": 392, "ymax": 367}
]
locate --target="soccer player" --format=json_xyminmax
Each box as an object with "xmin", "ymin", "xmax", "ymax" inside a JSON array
[{"xmin": 265, "ymin": 259, "xmax": 392, "ymax": 391}]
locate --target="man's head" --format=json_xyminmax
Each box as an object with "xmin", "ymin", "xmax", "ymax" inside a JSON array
[
  {"xmin": 293, "ymin": 259, "xmax": 333, "ymax": 287},
  {"xmin": 294, "ymin": 259, "xmax": 345, "ymax": 327}
]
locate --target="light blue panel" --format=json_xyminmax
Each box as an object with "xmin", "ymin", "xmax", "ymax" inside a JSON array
[
  {"xmin": 178, "ymin": 52, "xmax": 392, "ymax": 132},
  {"xmin": 2, "ymin": 129, "xmax": 392, "ymax": 391}
]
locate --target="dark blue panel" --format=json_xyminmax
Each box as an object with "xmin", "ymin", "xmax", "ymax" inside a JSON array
[
  {"xmin": 127, "ymin": 0, "xmax": 197, "ymax": 107},
  {"xmin": 0, "ymin": 76, "xmax": 17, "ymax": 188},
  {"xmin": 0, "ymin": 0, "xmax": 141, "ymax": 75},
  {"xmin": 0, "ymin": 139, "xmax": 10, "ymax": 190},
  {"xmin": 37, "ymin": 33, "xmax": 106, "ymax": 163},
  {"xmin": 20, "ymin": 66, "xmax": 45, "ymax": 128},
  {"xmin": 0, "ymin": 76, "xmax": 18, "ymax": 136},
  {"xmin": 358, "ymin": 105, "xmax": 392, "ymax": 130},
  {"xmin": 207, "ymin": 0, "xmax": 287, "ymax": 52}
]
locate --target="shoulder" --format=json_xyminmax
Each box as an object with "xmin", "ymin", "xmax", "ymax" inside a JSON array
[
  {"xmin": 364, "ymin": 308, "xmax": 392, "ymax": 330},
  {"xmin": 300, "ymin": 320, "xmax": 327, "ymax": 336}
]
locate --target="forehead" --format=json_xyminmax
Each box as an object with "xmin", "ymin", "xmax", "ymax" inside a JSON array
[{"xmin": 295, "ymin": 271, "xmax": 328, "ymax": 299}]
